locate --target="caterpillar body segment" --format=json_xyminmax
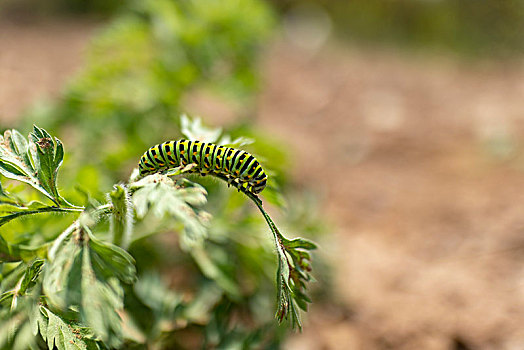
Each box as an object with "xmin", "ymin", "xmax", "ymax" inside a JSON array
[{"xmin": 139, "ymin": 140, "xmax": 268, "ymax": 195}]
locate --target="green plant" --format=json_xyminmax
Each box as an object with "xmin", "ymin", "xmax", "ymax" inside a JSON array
[
  {"xmin": 0, "ymin": 123, "xmax": 316, "ymax": 349},
  {"xmin": 24, "ymin": 0, "xmax": 275, "ymax": 184},
  {"xmin": 287, "ymin": 0, "xmax": 524, "ymax": 57},
  {"xmin": 2, "ymin": 1, "xmax": 327, "ymax": 347}
]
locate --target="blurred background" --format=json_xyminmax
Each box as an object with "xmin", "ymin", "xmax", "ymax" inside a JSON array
[{"xmin": 2, "ymin": 0, "xmax": 524, "ymax": 349}]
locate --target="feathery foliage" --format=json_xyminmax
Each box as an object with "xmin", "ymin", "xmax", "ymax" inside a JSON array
[
  {"xmin": 0, "ymin": 124, "xmax": 318, "ymax": 348},
  {"xmin": 3, "ymin": 1, "xmax": 327, "ymax": 347}
]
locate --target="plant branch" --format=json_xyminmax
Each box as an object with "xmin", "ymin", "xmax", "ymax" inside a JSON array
[
  {"xmin": 212, "ymin": 174, "xmax": 288, "ymax": 254},
  {"xmin": 211, "ymin": 173, "xmax": 315, "ymax": 330},
  {"xmin": 0, "ymin": 206, "xmax": 83, "ymax": 228}
]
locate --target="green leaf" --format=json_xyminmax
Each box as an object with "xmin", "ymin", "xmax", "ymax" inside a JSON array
[
  {"xmin": 29, "ymin": 125, "xmax": 68, "ymax": 205},
  {"xmin": 274, "ymin": 236, "xmax": 316, "ymax": 330},
  {"xmin": 0, "ymin": 291, "xmax": 14, "ymax": 304},
  {"xmin": 43, "ymin": 224, "xmax": 136, "ymax": 347},
  {"xmin": 0, "ymin": 313, "xmax": 36, "ymax": 350},
  {"xmin": 240, "ymin": 188, "xmax": 316, "ymax": 331},
  {"xmin": 282, "ymin": 237, "xmax": 317, "ymax": 251},
  {"xmin": 0, "ymin": 130, "xmax": 38, "ymax": 190},
  {"xmin": 18, "ymin": 259, "xmax": 44, "ymax": 296},
  {"xmin": 2, "ymin": 260, "xmax": 45, "ymax": 310},
  {"xmin": 81, "ymin": 243, "xmax": 124, "ymax": 348},
  {"xmin": 87, "ymin": 229, "xmax": 136, "ymax": 284},
  {"xmin": 132, "ymin": 175, "xmax": 210, "ymax": 249},
  {"xmin": 43, "ymin": 229, "xmax": 82, "ymax": 309},
  {"xmin": 32, "ymin": 302, "xmax": 46, "ymax": 341},
  {"xmin": 0, "ymin": 286, "xmax": 41, "ymax": 350},
  {"xmin": 0, "ymin": 127, "xmax": 71, "ymax": 206},
  {"xmin": 0, "ymin": 262, "xmax": 26, "ymax": 296},
  {"xmin": 37, "ymin": 306, "xmax": 99, "ymax": 350}
]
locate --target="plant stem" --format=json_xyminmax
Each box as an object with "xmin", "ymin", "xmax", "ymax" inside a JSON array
[
  {"xmin": 212, "ymin": 174, "xmax": 292, "ymax": 268},
  {"xmin": 0, "ymin": 206, "xmax": 83, "ymax": 229}
]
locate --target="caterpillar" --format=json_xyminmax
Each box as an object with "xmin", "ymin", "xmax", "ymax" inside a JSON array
[{"xmin": 138, "ymin": 139, "xmax": 268, "ymax": 195}]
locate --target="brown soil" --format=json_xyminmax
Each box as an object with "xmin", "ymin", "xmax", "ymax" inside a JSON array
[
  {"xmin": 260, "ymin": 43, "xmax": 524, "ymax": 349},
  {"xmin": 3, "ymin": 19, "xmax": 524, "ymax": 350},
  {"xmin": 0, "ymin": 18, "xmax": 98, "ymax": 124}
]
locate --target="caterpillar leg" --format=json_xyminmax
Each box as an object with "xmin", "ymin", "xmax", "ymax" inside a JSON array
[
  {"xmin": 227, "ymin": 178, "xmax": 239, "ymax": 191},
  {"xmin": 226, "ymin": 175, "xmax": 235, "ymax": 188},
  {"xmin": 238, "ymin": 181, "xmax": 249, "ymax": 193},
  {"xmin": 199, "ymin": 168, "xmax": 211, "ymax": 176}
]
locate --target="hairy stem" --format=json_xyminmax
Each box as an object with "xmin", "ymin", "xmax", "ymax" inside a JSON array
[{"xmin": 212, "ymin": 174, "xmax": 292, "ymax": 268}]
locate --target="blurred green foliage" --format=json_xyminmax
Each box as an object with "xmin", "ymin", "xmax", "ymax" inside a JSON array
[
  {"xmin": 0, "ymin": 122, "xmax": 321, "ymax": 348},
  {"xmin": 6, "ymin": 0, "xmax": 523, "ymax": 57},
  {"xmin": 24, "ymin": 0, "xmax": 275, "ymax": 188},
  {"xmin": 1, "ymin": 0, "xmax": 327, "ymax": 348},
  {"xmin": 280, "ymin": 0, "xmax": 524, "ymax": 57}
]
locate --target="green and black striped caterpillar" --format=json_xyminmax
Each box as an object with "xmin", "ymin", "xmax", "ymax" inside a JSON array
[{"xmin": 138, "ymin": 139, "xmax": 268, "ymax": 195}]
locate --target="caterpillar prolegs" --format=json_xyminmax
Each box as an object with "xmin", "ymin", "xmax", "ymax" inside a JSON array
[{"xmin": 138, "ymin": 139, "xmax": 268, "ymax": 195}]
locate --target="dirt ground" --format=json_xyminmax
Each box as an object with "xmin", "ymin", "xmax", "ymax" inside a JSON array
[
  {"xmin": 0, "ymin": 17, "xmax": 98, "ymax": 123},
  {"xmin": 3, "ymin": 19, "xmax": 524, "ymax": 350},
  {"xmin": 260, "ymin": 44, "xmax": 524, "ymax": 349}
]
